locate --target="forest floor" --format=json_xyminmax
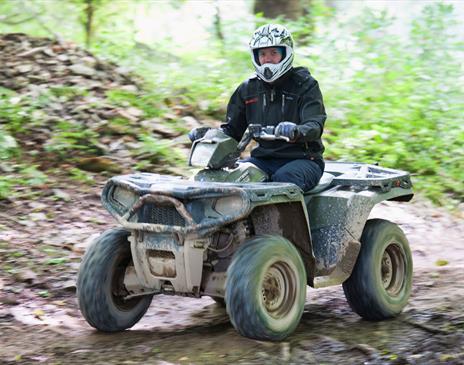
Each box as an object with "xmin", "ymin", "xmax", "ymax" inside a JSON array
[{"xmin": 0, "ymin": 174, "xmax": 463, "ymax": 365}]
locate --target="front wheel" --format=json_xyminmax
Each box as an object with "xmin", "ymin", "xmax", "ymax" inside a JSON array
[
  {"xmin": 343, "ymin": 219, "xmax": 413, "ymax": 320},
  {"xmin": 225, "ymin": 235, "xmax": 307, "ymax": 341},
  {"xmin": 77, "ymin": 228, "xmax": 153, "ymax": 331},
  {"xmin": 210, "ymin": 297, "xmax": 226, "ymax": 307}
]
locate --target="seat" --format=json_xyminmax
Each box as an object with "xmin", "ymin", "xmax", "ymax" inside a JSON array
[{"xmin": 304, "ymin": 172, "xmax": 335, "ymax": 195}]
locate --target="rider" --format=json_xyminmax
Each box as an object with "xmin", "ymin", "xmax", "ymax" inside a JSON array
[{"xmin": 190, "ymin": 23, "xmax": 326, "ymax": 192}]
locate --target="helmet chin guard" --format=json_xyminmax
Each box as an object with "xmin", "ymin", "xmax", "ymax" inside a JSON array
[{"xmin": 249, "ymin": 24, "xmax": 294, "ymax": 83}]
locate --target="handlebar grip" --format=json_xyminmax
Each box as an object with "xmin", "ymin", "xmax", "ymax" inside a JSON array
[{"xmin": 259, "ymin": 134, "xmax": 290, "ymax": 142}]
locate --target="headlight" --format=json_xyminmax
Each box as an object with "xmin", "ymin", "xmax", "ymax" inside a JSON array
[
  {"xmin": 213, "ymin": 195, "xmax": 245, "ymax": 217},
  {"xmin": 111, "ymin": 186, "xmax": 138, "ymax": 211}
]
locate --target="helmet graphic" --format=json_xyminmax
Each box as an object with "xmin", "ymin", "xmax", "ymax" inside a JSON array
[{"xmin": 249, "ymin": 24, "xmax": 294, "ymax": 83}]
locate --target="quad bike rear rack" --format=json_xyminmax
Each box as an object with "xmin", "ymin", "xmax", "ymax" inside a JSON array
[{"xmin": 323, "ymin": 162, "xmax": 412, "ymax": 193}]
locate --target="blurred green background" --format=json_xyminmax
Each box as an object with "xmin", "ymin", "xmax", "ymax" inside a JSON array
[{"xmin": 0, "ymin": 0, "xmax": 463, "ymax": 209}]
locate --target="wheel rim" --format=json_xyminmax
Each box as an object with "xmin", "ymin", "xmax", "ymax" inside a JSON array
[
  {"xmin": 381, "ymin": 243, "xmax": 406, "ymax": 296},
  {"xmin": 261, "ymin": 261, "xmax": 297, "ymax": 319}
]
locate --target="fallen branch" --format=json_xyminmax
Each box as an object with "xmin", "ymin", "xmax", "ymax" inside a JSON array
[{"xmin": 17, "ymin": 46, "xmax": 47, "ymax": 58}]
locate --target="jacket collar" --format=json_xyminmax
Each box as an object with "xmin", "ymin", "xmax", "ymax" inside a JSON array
[{"xmin": 258, "ymin": 67, "xmax": 294, "ymax": 89}]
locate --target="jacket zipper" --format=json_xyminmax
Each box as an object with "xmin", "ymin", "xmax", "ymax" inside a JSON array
[{"xmin": 262, "ymin": 92, "xmax": 267, "ymax": 126}]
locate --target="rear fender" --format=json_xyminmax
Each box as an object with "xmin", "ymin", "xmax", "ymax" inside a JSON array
[
  {"xmin": 306, "ymin": 186, "xmax": 412, "ymax": 288},
  {"xmin": 304, "ymin": 160, "xmax": 414, "ymax": 288},
  {"xmin": 306, "ymin": 189, "xmax": 375, "ymax": 288}
]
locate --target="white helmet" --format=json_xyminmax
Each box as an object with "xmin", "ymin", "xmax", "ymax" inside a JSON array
[{"xmin": 249, "ymin": 24, "xmax": 294, "ymax": 83}]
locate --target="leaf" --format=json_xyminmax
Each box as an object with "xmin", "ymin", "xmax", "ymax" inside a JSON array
[
  {"xmin": 46, "ymin": 258, "xmax": 68, "ymax": 265},
  {"xmin": 435, "ymin": 259, "xmax": 449, "ymax": 267},
  {"xmin": 38, "ymin": 290, "xmax": 49, "ymax": 298},
  {"xmin": 33, "ymin": 309, "xmax": 45, "ymax": 318}
]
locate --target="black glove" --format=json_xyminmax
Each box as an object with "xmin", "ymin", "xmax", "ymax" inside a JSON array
[
  {"xmin": 188, "ymin": 127, "xmax": 211, "ymax": 142},
  {"xmin": 275, "ymin": 122, "xmax": 299, "ymax": 141}
]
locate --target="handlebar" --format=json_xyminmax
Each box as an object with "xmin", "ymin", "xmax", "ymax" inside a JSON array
[
  {"xmin": 237, "ymin": 124, "xmax": 289, "ymax": 152},
  {"xmin": 259, "ymin": 133, "xmax": 290, "ymax": 142}
]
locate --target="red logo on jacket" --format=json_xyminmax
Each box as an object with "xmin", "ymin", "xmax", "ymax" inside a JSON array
[{"xmin": 245, "ymin": 97, "xmax": 258, "ymax": 105}]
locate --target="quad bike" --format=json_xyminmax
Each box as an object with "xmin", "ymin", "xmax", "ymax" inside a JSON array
[{"xmin": 77, "ymin": 124, "xmax": 414, "ymax": 341}]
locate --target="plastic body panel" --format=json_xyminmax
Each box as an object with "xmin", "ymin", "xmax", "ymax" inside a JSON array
[{"xmin": 101, "ymin": 160, "xmax": 413, "ymax": 292}]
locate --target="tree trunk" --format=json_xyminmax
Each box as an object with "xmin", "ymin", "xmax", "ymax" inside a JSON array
[
  {"xmin": 254, "ymin": 0, "xmax": 303, "ymax": 20},
  {"xmin": 214, "ymin": 0, "xmax": 224, "ymax": 42},
  {"xmin": 214, "ymin": 0, "xmax": 225, "ymax": 56},
  {"xmin": 84, "ymin": 0, "xmax": 95, "ymax": 48}
]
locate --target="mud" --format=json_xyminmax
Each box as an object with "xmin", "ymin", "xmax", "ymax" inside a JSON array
[{"xmin": 1, "ymin": 190, "xmax": 463, "ymax": 364}]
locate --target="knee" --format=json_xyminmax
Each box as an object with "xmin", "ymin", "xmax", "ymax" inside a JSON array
[
  {"xmin": 272, "ymin": 170, "xmax": 304, "ymax": 189},
  {"xmin": 272, "ymin": 168, "xmax": 321, "ymax": 192}
]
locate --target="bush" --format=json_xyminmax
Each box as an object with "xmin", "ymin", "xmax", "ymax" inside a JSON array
[{"xmin": 295, "ymin": 3, "xmax": 463, "ymax": 207}]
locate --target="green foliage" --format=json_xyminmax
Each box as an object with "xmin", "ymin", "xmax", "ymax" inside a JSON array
[
  {"xmin": 0, "ymin": 86, "xmax": 98, "ymax": 199},
  {"xmin": 0, "ymin": 1, "xmax": 462, "ymax": 208},
  {"xmin": 46, "ymin": 257, "xmax": 68, "ymax": 265},
  {"xmin": 38, "ymin": 290, "xmax": 50, "ymax": 298},
  {"xmin": 44, "ymin": 120, "xmax": 101, "ymax": 157},
  {"xmin": 152, "ymin": 52, "xmax": 250, "ymax": 119},
  {"xmin": 0, "ymin": 128, "xmax": 19, "ymax": 160},
  {"xmin": 0, "ymin": 177, "xmax": 14, "ymax": 201},
  {"xmin": 20, "ymin": 165, "xmax": 48, "ymax": 186},
  {"xmin": 253, "ymin": 3, "xmax": 463, "ymax": 207},
  {"xmin": 68, "ymin": 167, "xmax": 95, "ymax": 184},
  {"xmin": 0, "ymin": 0, "xmax": 79, "ymax": 39},
  {"xmin": 0, "ymin": 86, "xmax": 15, "ymax": 98},
  {"xmin": 0, "ymin": 88, "xmax": 60, "ymax": 132},
  {"xmin": 0, "ymin": 90, "xmax": 31, "ymax": 132},
  {"xmin": 72, "ymin": 0, "xmax": 111, "ymax": 40},
  {"xmin": 105, "ymin": 89, "xmax": 163, "ymax": 118},
  {"xmin": 286, "ymin": 0, "xmax": 336, "ymax": 46},
  {"xmin": 0, "ymin": 165, "xmax": 48, "ymax": 200},
  {"xmin": 134, "ymin": 134, "xmax": 184, "ymax": 167},
  {"xmin": 298, "ymin": 3, "xmax": 464, "ymax": 207},
  {"xmin": 49, "ymin": 86, "xmax": 89, "ymax": 99}
]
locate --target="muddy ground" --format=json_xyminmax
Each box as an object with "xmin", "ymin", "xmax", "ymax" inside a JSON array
[{"xmin": 0, "ymin": 176, "xmax": 463, "ymax": 365}]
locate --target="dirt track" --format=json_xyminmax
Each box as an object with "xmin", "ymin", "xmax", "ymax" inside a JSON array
[{"xmin": 1, "ymin": 185, "xmax": 463, "ymax": 364}]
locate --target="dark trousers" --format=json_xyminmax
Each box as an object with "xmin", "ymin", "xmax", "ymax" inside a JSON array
[{"xmin": 242, "ymin": 157, "xmax": 324, "ymax": 192}]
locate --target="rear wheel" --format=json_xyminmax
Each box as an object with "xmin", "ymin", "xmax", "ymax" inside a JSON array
[
  {"xmin": 77, "ymin": 228, "xmax": 153, "ymax": 331},
  {"xmin": 343, "ymin": 219, "xmax": 413, "ymax": 320},
  {"xmin": 225, "ymin": 235, "xmax": 306, "ymax": 341}
]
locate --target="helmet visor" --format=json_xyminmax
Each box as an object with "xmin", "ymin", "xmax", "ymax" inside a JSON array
[{"xmin": 253, "ymin": 46, "xmax": 286, "ymax": 66}]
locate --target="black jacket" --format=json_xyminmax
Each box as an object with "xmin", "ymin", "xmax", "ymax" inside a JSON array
[{"xmin": 221, "ymin": 67, "xmax": 326, "ymax": 160}]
